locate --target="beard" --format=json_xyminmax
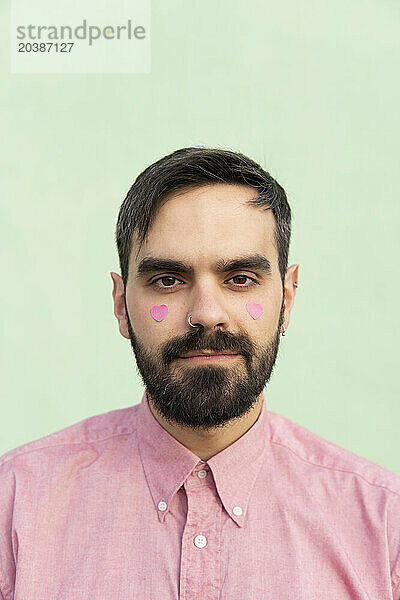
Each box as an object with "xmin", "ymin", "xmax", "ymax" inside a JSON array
[{"xmin": 125, "ymin": 298, "xmax": 285, "ymax": 431}]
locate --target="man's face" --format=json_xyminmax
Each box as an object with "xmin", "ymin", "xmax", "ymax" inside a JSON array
[{"xmin": 120, "ymin": 184, "xmax": 286, "ymax": 431}]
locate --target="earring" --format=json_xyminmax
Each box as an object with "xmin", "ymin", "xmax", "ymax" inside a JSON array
[{"xmin": 281, "ymin": 325, "xmax": 286, "ymax": 336}]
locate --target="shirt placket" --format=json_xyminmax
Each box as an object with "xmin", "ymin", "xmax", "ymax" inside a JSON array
[{"xmin": 179, "ymin": 463, "xmax": 222, "ymax": 600}]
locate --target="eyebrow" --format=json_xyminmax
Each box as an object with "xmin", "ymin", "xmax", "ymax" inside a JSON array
[{"xmin": 135, "ymin": 253, "xmax": 272, "ymax": 280}]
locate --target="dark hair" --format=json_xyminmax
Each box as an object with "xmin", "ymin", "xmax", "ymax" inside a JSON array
[{"xmin": 115, "ymin": 147, "xmax": 292, "ymax": 291}]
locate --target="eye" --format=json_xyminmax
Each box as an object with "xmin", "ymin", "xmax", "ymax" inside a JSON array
[
  {"xmin": 149, "ymin": 274, "xmax": 259, "ymax": 291},
  {"xmin": 149, "ymin": 276, "xmax": 183, "ymax": 290},
  {"xmin": 227, "ymin": 275, "xmax": 259, "ymax": 289}
]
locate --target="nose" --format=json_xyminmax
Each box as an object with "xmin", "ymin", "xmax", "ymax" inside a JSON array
[{"xmin": 186, "ymin": 284, "xmax": 230, "ymax": 330}]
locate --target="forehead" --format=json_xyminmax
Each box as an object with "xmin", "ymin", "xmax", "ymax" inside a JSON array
[{"xmin": 132, "ymin": 183, "xmax": 278, "ymax": 268}]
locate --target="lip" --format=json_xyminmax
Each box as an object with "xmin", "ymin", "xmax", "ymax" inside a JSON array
[
  {"xmin": 178, "ymin": 350, "xmax": 238, "ymax": 358},
  {"xmin": 177, "ymin": 352, "xmax": 240, "ymax": 363}
]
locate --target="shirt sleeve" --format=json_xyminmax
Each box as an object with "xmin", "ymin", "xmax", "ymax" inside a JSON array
[
  {"xmin": 0, "ymin": 459, "xmax": 16, "ymax": 600},
  {"xmin": 388, "ymin": 493, "xmax": 400, "ymax": 599}
]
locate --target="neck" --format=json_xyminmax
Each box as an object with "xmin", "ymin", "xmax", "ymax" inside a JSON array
[{"xmin": 147, "ymin": 391, "xmax": 264, "ymax": 462}]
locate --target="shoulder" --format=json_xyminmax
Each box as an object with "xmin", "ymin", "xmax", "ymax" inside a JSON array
[
  {"xmin": 0, "ymin": 404, "xmax": 140, "ymax": 471},
  {"xmin": 267, "ymin": 410, "xmax": 400, "ymax": 497}
]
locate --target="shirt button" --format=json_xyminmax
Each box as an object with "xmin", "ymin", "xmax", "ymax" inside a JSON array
[
  {"xmin": 197, "ymin": 469, "xmax": 207, "ymax": 479},
  {"xmin": 194, "ymin": 534, "xmax": 207, "ymax": 548},
  {"xmin": 233, "ymin": 505, "xmax": 242, "ymax": 516},
  {"xmin": 158, "ymin": 500, "xmax": 167, "ymax": 512}
]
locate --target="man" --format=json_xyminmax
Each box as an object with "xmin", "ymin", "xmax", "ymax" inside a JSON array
[{"xmin": 0, "ymin": 147, "xmax": 399, "ymax": 599}]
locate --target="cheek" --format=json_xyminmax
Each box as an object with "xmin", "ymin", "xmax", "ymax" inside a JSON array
[
  {"xmin": 243, "ymin": 297, "xmax": 280, "ymax": 339},
  {"xmin": 141, "ymin": 301, "xmax": 181, "ymax": 341},
  {"xmin": 128, "ymin": 295, "xmax": 170, "ymax": 335},
  {"xmin": 246, "ymin": 301, "xmax": 263, "ymax": 320},
  {"xmin": 150, "ymin": 304, "xmax": 169, "ymax": 322}
]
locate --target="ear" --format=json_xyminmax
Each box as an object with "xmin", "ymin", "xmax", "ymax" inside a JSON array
[
  {"xmin": 110, "ymin": 272, "xmax": 130, "ymax": 340},
  {"xmin": 281, "ymin": 264, "xmax": 299, "ymax": 331}
]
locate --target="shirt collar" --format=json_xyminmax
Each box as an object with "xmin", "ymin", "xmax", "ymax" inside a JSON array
[{"xmin": 136, "ymin": 388, "xmax": 269, "ymax": 527}]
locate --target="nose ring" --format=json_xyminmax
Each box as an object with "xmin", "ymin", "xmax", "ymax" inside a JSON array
[{"xmin": 188, "ymin": 315, "xmax": 199, "ymax": 328}]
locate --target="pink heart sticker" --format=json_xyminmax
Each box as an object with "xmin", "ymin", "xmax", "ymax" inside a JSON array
[
  {"xmin": 246, "ymin": 301, "xmax": 263, "ymax": 320},
  {"xmin": 150, "ymin": 304, "xmax": 169, "ymax": 322}
]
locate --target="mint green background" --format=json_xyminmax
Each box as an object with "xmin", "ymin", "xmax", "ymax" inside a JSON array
[{"xmin": 1, "ymin": 1, "xmax": 399, "ymax": 474}]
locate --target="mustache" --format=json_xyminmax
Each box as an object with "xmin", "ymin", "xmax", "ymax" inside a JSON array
[{"xmin": 162, "ymin": 328, "xmax": 255, "ymax": 363}]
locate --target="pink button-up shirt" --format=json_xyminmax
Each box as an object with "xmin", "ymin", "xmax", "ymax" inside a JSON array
[{"xmin": 1, "ymin": 388, "xmax": 399, "ymax": 599}]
